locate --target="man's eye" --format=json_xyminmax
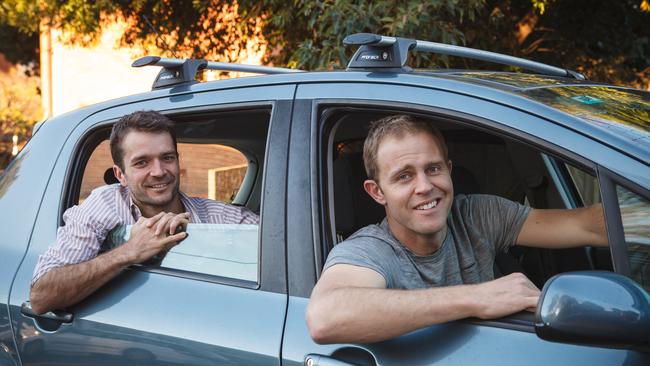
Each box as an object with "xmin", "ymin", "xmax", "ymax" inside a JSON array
[
  {"xmin": 163, "ymin": 155, "xmax": 176, "ymax": 161},
  {"xmin": 398, "ymin": 173, "xmax": 411, "ymax": 181},
  {"xmin": 426, "ymin": 166, "xmax": 441, "ymax": 175},
  {"xmin": 134, "ymin": 161, "xmax": 146, "ymax": 167}
]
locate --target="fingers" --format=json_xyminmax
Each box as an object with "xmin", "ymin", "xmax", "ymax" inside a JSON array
[
  {"xmin": 503, "ymin": 272, "xmax": 541, "ymax": 291},
  {"xmin": 151, "ymin": 212, "xmax": 190, "ymax": 236},
  {"xmin": 475, "ymin": 273, "xmax": 541, "ymax": 319},
  {"xmin": 144, "ymin": 212, "xmax": 166, "ymax": 228},
  {"xmin": 168, "ymin": 213, "xmax": 190, "ymax": 235},
  {"xmin": 524, "ymin": 305, "xmax": 538, "ymax": 313},
  {"xmin": 161, "ymin": 231, "xmax": 189, "ymax": 250}
]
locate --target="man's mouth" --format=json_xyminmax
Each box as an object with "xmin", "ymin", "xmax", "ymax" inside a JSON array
[
  {"xmin": 415, "ymin": 199, "xmax": 440, "ymax": 210},
  {"xmin": 147, "ymin": 182, "xmax": 170, "ymax": 190}
]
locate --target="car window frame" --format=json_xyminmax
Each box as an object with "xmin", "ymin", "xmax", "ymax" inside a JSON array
[
  {"xmin": 58, "ymin": 103, "xmax": 279, "ymax": 290},
  {"xmin": 313, "ymin": 99, "xmax": 603, "ymax": 276},
  {"xmin": 597, "ymin": 165, "xmax": 650, "ymax": 277},
  {"xmin": 307, "ymin": 98, "xmax": 635, "ymax": 333}
]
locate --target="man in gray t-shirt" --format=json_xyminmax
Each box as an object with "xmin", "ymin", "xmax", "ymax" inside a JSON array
[
  {"xmin": 307, "ymin": 114, "xmax": 608, "ymax": 344},
  {"xmin": 324, "ymin": 194, "xmax": 530, "ymax": 289}
]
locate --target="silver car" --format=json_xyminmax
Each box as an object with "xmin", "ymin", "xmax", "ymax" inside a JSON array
[{"xmin": 1, "ymin": 34, "xmax": 649, "ymax": 365}]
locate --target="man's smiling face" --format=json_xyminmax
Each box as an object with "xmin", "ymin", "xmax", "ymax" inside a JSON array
[
  {"xmin": 364, "ymin": 131, "xmax": 453, "ymax": 253},
  {"xmin": 114, "ymin": 130, "xmax": 181, "ymax": 216}
]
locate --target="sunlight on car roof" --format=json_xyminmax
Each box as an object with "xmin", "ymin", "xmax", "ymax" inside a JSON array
[{"xmin": 521, "ymin": 86, "xmax": 650, "ymax": 135}]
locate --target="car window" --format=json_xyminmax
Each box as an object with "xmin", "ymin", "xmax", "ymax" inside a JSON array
[
  {"xmin": 565, "ymin": 163, "xmax": 601, "ymax": 206},
  {"xmin": 562, "ymin": 163, "xmax": 612, "ymax": 271},
  {"xmin": 74, "ymin": 109, "xmax": 270, "ymax": 284},
  {"xmin": 323, "ymin": 108, "xmax": 602, "ymax": 289},
  {"xmin": 104, "ymin": 223, "xmax": 258, "ymax": 281},
  {"xmin": 616, "ymin": 185, "xmax": 650, "ymax": 292}
]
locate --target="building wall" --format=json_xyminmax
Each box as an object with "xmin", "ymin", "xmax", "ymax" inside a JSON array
[{"xmin": 47, "ymin": 20, "xmax": 159, "ymax": 117}]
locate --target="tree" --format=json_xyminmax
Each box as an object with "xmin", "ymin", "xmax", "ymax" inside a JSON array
[
  {"xmin": 0, "ymin": 64, "xmax": 41, "ymax": 169},
  {"xmin": 0, "ymin": 0, "xmax": 648, "ymax": 85},
  {"xmin": 463, "ymin": 0, "xmax": 650, "ymax": 88}
]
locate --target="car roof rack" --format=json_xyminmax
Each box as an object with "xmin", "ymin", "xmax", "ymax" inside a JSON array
[
  {"xmin": 343, "ymin": 33, "xmax": 586, "ymax": 80},
  {"xmin": 132, "ymin": 56, "xmax": 304, "ymax": 90}
]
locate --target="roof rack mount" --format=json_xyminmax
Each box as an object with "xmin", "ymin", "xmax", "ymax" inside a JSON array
[
  {"xmin": 132, "ymin": 56, "xmax": 303, "ymax": 90},
  {"xmin": 344, "ymin": 33, "xmax": 585, "ymax": 80}
]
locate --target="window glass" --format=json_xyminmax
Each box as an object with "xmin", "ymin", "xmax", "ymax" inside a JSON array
[
  {"xmin": 105, "ymin": 224, "xmax": 258, "ymax": 281},
  {"xmin": 616, "ymin": 185, "xmax": 650, "ymax": 292},
  {"xmin": 565, "ymin": 163, "xmax": 601, "ymax": 205}
]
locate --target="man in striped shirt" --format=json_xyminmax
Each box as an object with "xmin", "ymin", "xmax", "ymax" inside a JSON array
[{"xmin": 30, "ymin": 111, "xmax": 258, "ymax": 314}]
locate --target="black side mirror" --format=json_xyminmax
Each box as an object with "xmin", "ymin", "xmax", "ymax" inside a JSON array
[{"xmin": 535, "ymin": 271, "xmax": 650, "ymax": 351}]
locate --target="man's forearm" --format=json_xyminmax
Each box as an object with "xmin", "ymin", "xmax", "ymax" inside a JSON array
[
  {"xmin": 306, "ymin": 285, "xmax": 476, "ymax": 344},
  {"xmin": 306, "ymin": 272, "xmax": 539, "ymax": 344},
  {"xmin": 29, "ymin": 248, "xmax": 132, "ymax": 314},
  {"xmin": 586, "ymin": 203, "xmax": 608, "ymax": 246}
]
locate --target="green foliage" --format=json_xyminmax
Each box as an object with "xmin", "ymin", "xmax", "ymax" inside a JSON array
[
  {"xmin": 0, "ymin": 66, "xmax": 41, "ymax": 135},
  {"xmin": 466, "ymin": 0, "xmax": 650, "ymax": 88},
  {"xmin": 0, "ymin": 0, "xmax": 648, "ymax": 87},
  {"xmin": 0, "ymin": 64, "xmax": 41, "ymax": 166},
  {"xmin": 0, "ymin": 23, "xmax": 38, "ymax": 66},
  {"xmin": 241, "ymin": 0, "xmax": 486, "ymax": 69}
]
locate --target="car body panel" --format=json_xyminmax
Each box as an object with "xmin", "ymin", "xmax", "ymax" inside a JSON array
[
  {"xmin": 7, "ymin": 84, "xmax": 295, "ymax": 365},
  {"xmin": 281, "ymin": 297, "xmax": 649, "ymax": 366},
  {"xmin": 0, "ymin": 62, "xmax": 648, "ymax": 365},
  {"xmin": 0, "ymin": 116, "xmax": 78, "ymax": 366}
]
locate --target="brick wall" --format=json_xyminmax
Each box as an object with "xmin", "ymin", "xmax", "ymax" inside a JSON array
[{"xmin": 80, "ymin": 141, "xmax": 247, "ymax": 202}]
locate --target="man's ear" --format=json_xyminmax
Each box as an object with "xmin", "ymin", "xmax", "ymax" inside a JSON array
[
  {"xmin": 113, "ymin": 165, "xmax": 128, "ymax": 187},
  {"xmin": 363, "ymin": 179, "xmax": 386, "ymax": 206},
  {"xmin": 447, "ymin": 159, "xmax": 453, "ymax": 174}
]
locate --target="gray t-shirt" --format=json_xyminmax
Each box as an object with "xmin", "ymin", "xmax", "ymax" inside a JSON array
[{"xmin": 324, "ymin": 194, "xmax": 531, "ymax": 289}]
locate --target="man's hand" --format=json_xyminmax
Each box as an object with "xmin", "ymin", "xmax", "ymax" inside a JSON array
[
  {"xmin": 119, "ymin": 212, "xmax": 189, "ymax": 264},
  {"xmin": 30, "ymin": 212, "xmax": 190, "ymax": 314},
  {"xmin": 470, "ymin": 272, "xmax": 540, "ymax": 319}
]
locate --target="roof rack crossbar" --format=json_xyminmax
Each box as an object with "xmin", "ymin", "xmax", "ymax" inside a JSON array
[
  {"xmin": 132, "ymin": 56, "xmax": 303, "ymax": 90},
  {"xmin": 344, "ymin": 33, "xmax": 585, "ymax": 80},
  {"xmin": 413, "ymin": 40, "xmax": 576, "ymax": 79}
]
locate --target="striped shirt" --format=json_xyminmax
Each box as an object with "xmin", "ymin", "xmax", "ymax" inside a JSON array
[{"xmin": 32, "ymin": 184, "xmax": 259, "ymax": 284}]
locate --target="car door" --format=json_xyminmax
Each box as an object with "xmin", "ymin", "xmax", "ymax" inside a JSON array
[
  {"xmin": 0, "ymin": 113, "xmax": 73, "ymax": 366},
  {"xmin": 281, "ymin": 79, "xmax": 650, "ymax": 366},
  {"xmin": 9, "ymin": 83, "xmax": 295, "ymax": 365}
]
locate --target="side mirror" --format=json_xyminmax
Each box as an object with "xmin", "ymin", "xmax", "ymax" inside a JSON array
[{"xmin": 535, "ymin": 271, "xmax": 650, "ymax": 351}]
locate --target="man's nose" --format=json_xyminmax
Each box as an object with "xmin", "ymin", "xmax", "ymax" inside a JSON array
[
  {"xmin": 150, "ymin": 159, "xmax": 165, "ymax": 176},
  {"xmin": 414, "ymin": 172, "xmax": 433, "ymax": 194}
]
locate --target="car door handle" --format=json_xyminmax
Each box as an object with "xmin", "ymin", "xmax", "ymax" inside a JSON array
[
  {"xmin": 21, "ymin": 301, "xmax": 73, "ymax": 323},
  {"xmin": 304, "ymin": 354, "xmax": 361, "ymax": 366}
]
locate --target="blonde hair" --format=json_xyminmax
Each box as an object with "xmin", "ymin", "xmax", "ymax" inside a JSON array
[{"xmin": 363, "ymin": 114, "xmax": 448, "ymax": 181}]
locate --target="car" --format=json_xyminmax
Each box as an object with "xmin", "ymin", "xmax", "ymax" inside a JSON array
[{"xmin": 1, "ymin": 33, "xmax": 649, "ymax": 365}]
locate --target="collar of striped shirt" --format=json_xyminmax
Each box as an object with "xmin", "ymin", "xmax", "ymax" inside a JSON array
[{"xmin": 124, "ymin": 187, "xmax": 201, "ymax": 223}]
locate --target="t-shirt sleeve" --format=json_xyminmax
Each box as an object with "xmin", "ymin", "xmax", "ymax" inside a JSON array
[
  {"xmin": 464, "ymin": 194, "xmax": 531, "ymax": 253},
  {"xmin": 323, "ymin": 236, "xmax": 397, "ymax": 288}
]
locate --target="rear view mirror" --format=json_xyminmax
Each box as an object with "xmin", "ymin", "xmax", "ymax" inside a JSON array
[{"xmin": 535, "ymin": 271, "xmax": 650, "ymax": 351}]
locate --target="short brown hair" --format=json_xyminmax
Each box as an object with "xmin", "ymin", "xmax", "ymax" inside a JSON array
[
  {"xmin": 110, "ymin": 110, "xmax": 177, "ymax": 170},
  {"xmin": 363, "ymin": 114, "xmax": 448, "ymax": 180}
]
